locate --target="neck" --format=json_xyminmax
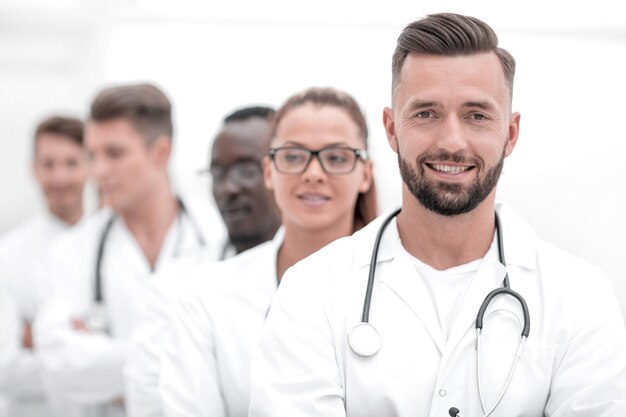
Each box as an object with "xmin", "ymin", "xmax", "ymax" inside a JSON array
[
  {"xmin": 397, "ymin": 191, "xmax": 496, "ymax": 270},
  {"xmin": 119, "ymin": 181, "xmax": 178, "ymax": 239},
  {"xmin": 232, "ymin": 222, "xmax": 280, "ymax": 254},
  {"xmin": 277, "ymin": 217, "xmax": 353, "ymax": 282},
  {"xmin": 51, "ymin": 205, "xmax": 83, "ymax": 226}
]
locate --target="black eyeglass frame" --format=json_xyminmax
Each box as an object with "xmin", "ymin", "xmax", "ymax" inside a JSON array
[
  {"xmin": 197, "ymin": 160, "xmax": 264, "ymax": 186},
  {"xmin": 268, "ymin": 145, "xmax": 368, "ymax": 175}
]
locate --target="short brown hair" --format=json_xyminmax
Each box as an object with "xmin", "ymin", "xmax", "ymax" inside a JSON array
[
  {"xmin": 272, "ymin": 87, "xmax": 378, "ymax": 232},
  {"xmin": 392, "ymin": 13, "xmax": 515, "ymax": 99},
  {"xmin": 34, "ymin": 116, "xmax": 84, "ymax": 153},
  {"xmin": 89, "ymin": 83, "xmax": 173, "ymax": 145}
]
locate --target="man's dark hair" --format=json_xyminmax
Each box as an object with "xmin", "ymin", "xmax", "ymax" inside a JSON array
[
  {"xmin": 392, "ymin": 13, "xmax": 515, "ymax": 99},
  {"xmin": 34, "ymin": 116, "xmax": 84, "ymax": 153},
  {"xmin": 223, "ymin": 106, "xmax": 275, "ymax": 124},
  {"xmin": 89, "ymin": 83, "xmax": 173, "ymax": 145}
]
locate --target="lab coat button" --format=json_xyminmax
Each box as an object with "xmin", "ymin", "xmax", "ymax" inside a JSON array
[{"xmin": 438, "ymin": 389, "xmax": 447, "ymax": 397}]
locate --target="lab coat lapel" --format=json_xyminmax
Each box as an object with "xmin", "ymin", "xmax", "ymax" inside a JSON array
[
  {"xmin": 443, "ymin": 250, "xmax": 507, "ymax": 361},
  {"xmin": 380, "ymin": 246, "xmax": 447, "ymax": 354}
]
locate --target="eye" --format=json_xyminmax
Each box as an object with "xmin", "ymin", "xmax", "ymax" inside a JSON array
[
  {"xmin": 469, "ymin": 113, "xmax": 488, "ymax": 121},
  {"xmin": 415, "ymin": 111, "xmax": 434, "ymax": 119},
  {"xmin": 233, "ymin": 162, "xmax": 262, "ymax": 179},
  {"xmin": 322, "ymin": 149, "xmax": 350, "ymax": 165},
  {"xmin": 105, "ymin": 146, "xmax": 126, "ymax": 159},
  {"xmin": 281, "ymin": 149, "xmax": 307, "ymax": 164},
  {"xmin": 209, "ymin": 166, "xmax": 225, "ymax": 181},
  {"xmin": 40, "ymin": 159, "xmax": 55, "ymax": 170}
]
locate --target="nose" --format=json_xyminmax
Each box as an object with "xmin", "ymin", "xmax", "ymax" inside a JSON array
[
  {"xmin": 90, "ymin": 155, "xmax": 109, "ymax": 182},
  {"xmin": 435, "ymin": 115, "xmax": 468, "ymax": 153},
  {"xmin": 213, "ymin": 172, "xmax": 242, "ymax": 200},
  {"xmin": 50, "ymin": 164, "xmax": 72, "ymax": 185},
  {"xmin": 221, "ymin": 174, "xmax": 243, "ymax": 195},
  {"xmin": 302, "ymin": 154, "xmax": 326, "ymax": 183}
]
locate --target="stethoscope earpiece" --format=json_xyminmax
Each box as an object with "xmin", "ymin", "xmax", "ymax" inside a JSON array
[{"xmin": 348, "ymin": 322, "xmax": 382, "ymax": 357}]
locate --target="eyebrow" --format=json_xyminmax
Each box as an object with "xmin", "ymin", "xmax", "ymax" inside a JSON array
[
  {"xmin": 405, "ymin": 100, "xmax": 441, "ymax": 113},
  {"xmin": 211, "ymin": 156, "xmax": 261, "ymax": 166},
  {"xmin": 405, "ymin": 99, "xmax": 496, "ymax": 112},
  {"xmin": 462, "ymin": 101, "xmax": 495, "ymax": 110},
  {"xmin": 278, "ymin": 141, "xmax": 352, "ymax": 148}
]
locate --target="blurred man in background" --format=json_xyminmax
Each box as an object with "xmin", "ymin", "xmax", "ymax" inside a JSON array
[
  {"xmin": 124, "ymin": 105, "xmax": 281, "ymax": 417},
  {"xmin": 209, "ymin": 106, "xmax": 282, "ymax": 258},
  {"xmin": 0, "ymin": 116, "xmax": 89, "ymax": 417},
  {"xmin": 33, "ymin": 83, "xmax": 225, "ymax": 417}
]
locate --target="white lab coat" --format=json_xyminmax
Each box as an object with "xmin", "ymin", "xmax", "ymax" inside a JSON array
[
  {"xmin": 124, "ymin": 201, "xmax": 236, "ymax": 417},
  {"xmin": 33, "ymin": 196, "xmax": 225, "ymax": 417},
  {"xmin": 123, "ymin": 242, "xmax": 237, "ymax": 417},
  {"xmin": 249, "ymin": 204, "xmax": 626, "ymax": 417},
  {"xmin": 158, "ymin": 231, "xmax": 282, "ymax": 417},
  {"xmin": 0, "ymin": 212, "xmax": 74, "ymax": 417}
]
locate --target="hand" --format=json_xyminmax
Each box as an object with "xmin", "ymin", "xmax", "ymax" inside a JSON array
[
  {"xmin": 22, "ymin": 322, "xmax": 33, "ymax": 349},
  {"xmin": 72, "ymin": 318, "xmax": 89, "ymax": 331}
]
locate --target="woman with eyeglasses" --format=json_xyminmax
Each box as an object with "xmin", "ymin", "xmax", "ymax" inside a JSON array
[{"xmin": 158, "ymin": 87, "xmax": 377, "ymax": 417}]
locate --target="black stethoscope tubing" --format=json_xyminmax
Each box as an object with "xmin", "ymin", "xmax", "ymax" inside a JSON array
[
  {"xmin": 361, "ymin": 207, "xmax": 401, "ymax": 323},
  {"xmin": 94, "ymin": 197, "xmax": 205, "ymax": 303},
  {"xmin": 355, "ymin": 208, "xmax": 532, "ymax": 417},
  {"xmin": 360, "ymin": 208, "xmax": 530, "ymax": 337}
]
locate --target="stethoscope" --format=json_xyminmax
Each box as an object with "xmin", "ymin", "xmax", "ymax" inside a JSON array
[
  {"xmin": 85, "ymin": 197, "xmax": 206, "ymax": 333},
  {"xmin": 348, "ymin": 208, "xmax": 530, "ymax": 417}
]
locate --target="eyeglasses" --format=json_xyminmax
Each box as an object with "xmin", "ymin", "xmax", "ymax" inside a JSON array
[
  {"xmin": 268, "ymin": 146, "xmax": 368, "ymax": 175},
  {"xmin": 199, "ymin": 161, "xmax": 263, "ymax": 186}
]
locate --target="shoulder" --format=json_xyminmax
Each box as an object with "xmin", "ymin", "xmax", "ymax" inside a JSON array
[
  {"xmin": 62, "ymin": 208, "xmax": 112, "ymax": 237},
  {"xmin": 181, "ymin": 240, "xmax": 278, "ymax": 304},
  {"xmin": 499, "ymin": 203, "xmax": 616, "ymax": 308},
  {"xmin": 0, "ymin": 215, "xmax": 41, "ymax": 252},
  {"xmin": 535, "ymin": 238, "xmax": 612, "ymax": 298},
  {"xmin": 42, "ymin": 209, "xmax": 114, "ymax": 279},
  {"xmin": 178, "ymin": 193, "xmax": 227, "ymax": 248},
  {"xmin": 210, "ymin": 239, "xmax": 277, "ymax": 285},
  {"xmin": 278, "ymin": 212, "xmax": 391, "ymax": 296},
  {"xmin": 288, "ymin": 210, "xmax": 394, "ymax": 275}
]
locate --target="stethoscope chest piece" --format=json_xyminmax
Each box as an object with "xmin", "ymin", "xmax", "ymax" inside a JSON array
[
  {"xmin": 84, "ymin": 301, "xmax": 110, "ymax": 333},
  {"xmin": 348, "ymin": 322, "xmax": 381, "ymax": 357}
]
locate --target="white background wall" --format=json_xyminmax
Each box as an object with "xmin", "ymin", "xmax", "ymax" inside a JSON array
[{"xmin": 1, "ymin": 0, "xmax": 625, "ymax": 315}]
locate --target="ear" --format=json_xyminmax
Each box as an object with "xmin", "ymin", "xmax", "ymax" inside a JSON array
[
  {"xmin": 150, "ymin": 136, "xmax": 172, "ymax": 167},
  {"xmin": 383, "ymin": 107, "xmax": 398, "ymax": 154},
  {"xmin": 358, "ymin": 159, "xmax": 373, "ymax": 193},
  {"xmin": 504, "ymin": 112, "xmax": 521, "ymax": 157},
  {"xmin": 262, "ymin": 156, "xmax": 274, "ymax": 190}
]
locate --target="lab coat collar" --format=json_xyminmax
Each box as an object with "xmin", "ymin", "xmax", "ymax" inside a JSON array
[
  {"xmin": 494, "ymin": 202, "xmax": 537, "ymax": 270},
  {"xmin": 353, "ymin": 206, "xmax": 403, "ymax": 268},
  {"xmin": 354, "ymin": 202, "xmax": 537, "ymax": 271},
  {"xmin": 237, "ymin": 225, "xmax": 284, "ymax": 286},
  {"xmin": 271, "ymin": 226, "xmax": 285, "ymax": 248},
  {"xmin": 353, "ymin": 202, "xmax": 538, "ymax": 355},
  {"xmin": 269, "ymin": 227, "xmax": 284, "ymax": 286},
  {"xmin": 42, "ymin": 209, "xmax": 73, "ymax": 229}
]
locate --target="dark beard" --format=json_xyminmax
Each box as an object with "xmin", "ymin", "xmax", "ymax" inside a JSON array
[
  {"xmin": 398, "ymin": 147, "xmax": 505, "ymax": 217},
  {"xmin": 229, "ymin": 228, "xmax": 272, "ymax": 252}
]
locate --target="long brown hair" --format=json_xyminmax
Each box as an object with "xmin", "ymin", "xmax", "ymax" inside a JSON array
[{"xmin": 272, "ymin": 87, "xmax": 378, "ymax": 232}]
